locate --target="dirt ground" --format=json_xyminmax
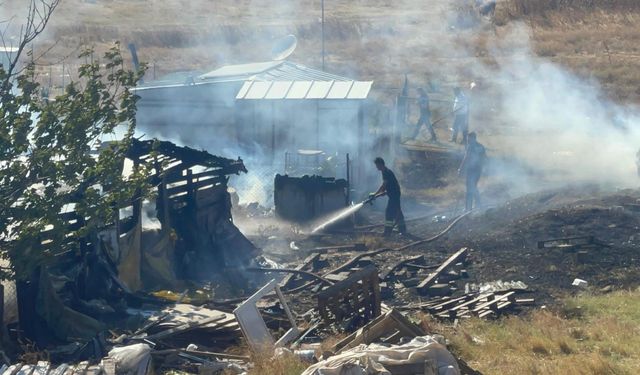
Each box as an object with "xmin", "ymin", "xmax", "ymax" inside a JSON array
[{"xmin": 243, "ymin": 184, "xmax": 640, "ymax": 322}]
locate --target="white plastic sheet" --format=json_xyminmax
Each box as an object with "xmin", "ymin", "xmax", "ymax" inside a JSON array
[
  {"xmin": 107, "ymin": 343, "xmax": 152, "ymax": 375},
  {"xmin": 301, "ymin": 336, "xmax": 460, "ymax": 375}
]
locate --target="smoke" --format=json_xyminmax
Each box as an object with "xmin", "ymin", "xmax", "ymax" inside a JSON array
[
  {"xmin": 342, "ymin": 0, "xmax": 640, "ymax": 195},
  {"xmin": 17, "ymin": 0, "xmax": 640, "ymax": 204},
  {"xmin": 474, "ymin": 23, "xmax": 640, "ymax": 192}
]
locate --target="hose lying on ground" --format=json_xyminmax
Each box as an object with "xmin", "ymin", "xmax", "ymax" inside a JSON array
[
  {"xmin": 285, "ymin": 210, "xmax": 473, "ymax": 294},
  {"xmin": 245, "ymin": 267, "xmax": 335, "ymax": 286}
]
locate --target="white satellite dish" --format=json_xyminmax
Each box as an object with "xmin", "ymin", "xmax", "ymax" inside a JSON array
[{"xmin": 271, "ymin": 35, "xmax": 297, "ymax": 61}]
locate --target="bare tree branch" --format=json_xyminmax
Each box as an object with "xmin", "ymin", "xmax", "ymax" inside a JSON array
[{"xmin": 0, "ymin": 0, "xmax": 60, "ymax": 88}]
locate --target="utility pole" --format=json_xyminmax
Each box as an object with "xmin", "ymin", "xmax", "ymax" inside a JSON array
[{"xmin": 321, "ymin": 0, "xmax": 325, "ymax": 71}]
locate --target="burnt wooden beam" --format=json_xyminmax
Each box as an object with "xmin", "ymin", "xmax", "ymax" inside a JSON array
[
  {"xmin": 417, "ymin": 248, "xmax": 468, "ymax": 294},
  {"xmin": 280, "ymin": 253, "xmax": 322, "ymax": 289},
  {"xmin": 381, "ymin": 255, "xmax": 425, "ymax": 281}
]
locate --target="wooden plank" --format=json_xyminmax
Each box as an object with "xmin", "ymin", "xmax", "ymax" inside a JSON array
[
  {"xmin": 317, "ymin": 265, "xmax": 381, "ymax": 325},
  {"xmin": 449, "ymin": 293, "xmax": 494, "ymax": 313},
  {"xmin": 281, "ymin": 253, "xmax": 321, "ymax": 289},
  {"xmin": 515, "ymin": 298, "xmax": 535, "ymax": 305},
  {"xmin": 429, "ymin": 294, "xmax": 474, "ymax": 312},
  {"xmin": 333, "ymin": 309, "xmax": 425, "ymax": 354},
  {"xmin": 417, "ymin": 248, "xmax": 468, "ymax": 294},
  {"xmin": 537, "ymin": 235, "xmax": 594, "ymax": 249},
  {"xmin": 472, "ymin": 292, "xmax": 515, "ymax": 313},
  {"xmin": 381, "ymin": 255, "xmax": 424, "ymax": 281}
]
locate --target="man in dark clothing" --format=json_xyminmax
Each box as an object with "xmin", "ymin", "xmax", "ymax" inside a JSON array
[
  {"xmin": 451, "ymin": 87, "xmax": 469, "ymax": 144},
  {"xmin": 372, "ymin": 157, "xmax": 407, "ymax": 236},
  {"xmin": 412, "ymin": 88, "xmax": 437, "ymax": 141},
  {"xmin": 458, "ymin": 132, "xmax": 486, "ymax": 211}
]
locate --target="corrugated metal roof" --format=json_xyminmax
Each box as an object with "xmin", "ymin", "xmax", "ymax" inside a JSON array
[
  {"xmin": 136, "ymin": 60, "xmax": 373, "ymax": 100},
  {"xmin": 236, "ymin": 79, "xmax": 372, "ymax": 100},
  {"xmin": 199, "ymin": 61, "xmax": 282, "ymax": 80},
  {"xmin": 287, "ymin": 81, "xmax": 313, "ymax": 99},
  {"xmin": 347, "ymin": 81, "xmax": 374, "ymax": 99},
  {"xmin": 199, "ymin": 61, "xmax": 352, "ymax": 82}
]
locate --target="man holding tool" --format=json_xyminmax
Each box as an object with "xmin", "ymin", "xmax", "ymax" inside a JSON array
[{"xmin": 370, "ymin": 157, "xmax": 407, "ymax": 236}]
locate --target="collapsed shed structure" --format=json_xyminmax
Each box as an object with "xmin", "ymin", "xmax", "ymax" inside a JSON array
[
  {"xmin": 134, "ymin": 60, "xmax": 374, "ymax": 192},
  {"xmin": 14, "ymin": 138, "xmax": 259, "ymax": 346}
]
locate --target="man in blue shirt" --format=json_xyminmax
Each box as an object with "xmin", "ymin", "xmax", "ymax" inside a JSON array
[
  {"xmin": 412, "ymin": 88, "xmax": 437, "ymax": 142},
  {"xmin": 451, "ymin": 87, "xmax": 469, "ymax": 144},
  {"xmin": 459, "ymin": 132, "xmax": 486, "ymax": 211}
]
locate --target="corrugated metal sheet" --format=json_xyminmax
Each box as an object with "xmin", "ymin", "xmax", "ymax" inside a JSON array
[
  {"xmin": 138, "ymin": 60, "xmax": 373, "ymax": 99},
  {"xmin": 347, "ymin": 81, "xmax": 374, "ymax": 99},
  {"xmin": 287, "ymin": 81, "xmax": 313, "ymax": 99},
  {"xmin": 200, "ymin": 61, "xmax": 352, "ymax": 82},
  {"xmin": 264, "ymin": 81, "xmax": 293, "ymax": 99},
  {"xmin": 199, "ymin": 61, "xmax": 282, "ymax": 80},
  {"xmin": 237, "ymin": 80, "xmax": 372, "ymax": 100},
  {"xmin": 305, "ymin": 81, "xmax": 334, "ymax": 99},
  {"xmin": 243, "ymin": 81, "xmax": 272, "ymax": 99},
  {"xmin": 326, "ymin": 81, "xmax": 354, "ymax": 99}
]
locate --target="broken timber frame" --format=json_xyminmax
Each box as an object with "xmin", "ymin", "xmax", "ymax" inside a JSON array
[
  {"xmin": 317, "ymin": 265, "xmax": 381, "ymax": 327},
  {"xmin": 417, "ymin": 248, "xmax": 468, "ymax": 295}
]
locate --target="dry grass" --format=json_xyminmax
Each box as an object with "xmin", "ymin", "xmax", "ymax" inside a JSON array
[
  {"xmin": 240, "ymin": 291, "xmax": 640, "ymax": 374},
  {"xmin": 422, "ymin": 290, "xmax": 640, "ymax": 375},
  {"xmin": 497, "ymin": 0, "xmax": 640, "ymax": 21},
  {"xmin": 13, "ymin": 0, "xmax": 640, "ymax": 104},
  {"xmin": 245, "ymin": 350, "xmax": 308, "ymax": 375}
]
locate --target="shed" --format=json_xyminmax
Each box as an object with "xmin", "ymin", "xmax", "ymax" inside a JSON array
[{"xmin": 134, "ymin": 60, "xmax": 374, "ymax": 189}]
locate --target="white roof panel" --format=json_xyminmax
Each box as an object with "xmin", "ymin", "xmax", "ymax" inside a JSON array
[
  {"xmin": 265, "ymin": 81, "xmax": 293, "ymax": 99},
  {"xmin": 235, "ymin": 80, "xmax": 372, "ymax": 100},
  {"xmin": 287, "ymin": 81, "xmax": 313, "ymax": 99},
  {"xmin": 200, "ymin": 61, "xmax": 283, "ymax": 80},
  {"xmin": 326, "ymin": 81, "xmax": 354, "ymax": 99},
  {"xmin": 244, "ymin": 81, "xmax": 272, "ymax": 99},
  {"xmin": 347, "ymin": 81, "xmax": 373, "ymax": 99},
  {"xmin": 236, "ymin": 81, "xmax": 252, "ymax": 99},
  {"xmin": 306, "ymin": 81, "xmax": 334, "ymax": 99}
]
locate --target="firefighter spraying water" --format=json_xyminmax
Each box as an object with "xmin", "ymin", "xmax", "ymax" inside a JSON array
[{"xmin": 311, "ymin": 157, "xmax": 407, "ymax": 235}]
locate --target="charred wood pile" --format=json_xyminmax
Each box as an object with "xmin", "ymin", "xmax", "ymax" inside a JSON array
[{"xmin": 4, "ymin": 138, "xmax": 262, "ymax": 369}]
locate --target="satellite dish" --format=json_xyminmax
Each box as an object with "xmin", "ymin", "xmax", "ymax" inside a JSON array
[{"xmin": 271, "ymin": 35, "xmax": 297, "ymax": 61}]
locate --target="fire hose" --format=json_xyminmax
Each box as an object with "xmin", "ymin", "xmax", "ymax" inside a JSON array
[
  {"xmin": 208, "ymin": 209, "xmax": 474, "ymax": 307},
  {"xmin": 245, "ymin": 267, "xmax": 334, "ymax": 286},
  {"xmin": 284, "ymin": 209, "xmax": 474, "ymax": 294}
]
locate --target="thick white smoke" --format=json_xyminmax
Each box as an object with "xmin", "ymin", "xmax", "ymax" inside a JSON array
[
  {"xmin": 476, "ymin": 23, "xmax": 640, "ymax": 190},
  {"xmin": 8, "ymin": 0, "xmax": 640, "ymax": 200}
]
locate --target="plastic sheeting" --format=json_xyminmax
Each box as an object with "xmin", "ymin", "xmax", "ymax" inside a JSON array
[
  {"xmin": 108, "ymin": 344, "xmax": 152, "ymax": 375},
  {"xmin": 301, "ymin": 336, "xmax": 460, "ymax": 375}
]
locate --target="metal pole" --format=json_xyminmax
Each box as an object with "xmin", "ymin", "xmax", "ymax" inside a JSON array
[
  {"xmin": 346, "ymin": 153, "xmax": 351, "ymax": 206},
  {"xmin": 321, "ymin": 0, "xmax": 325, "ymax": 71}
]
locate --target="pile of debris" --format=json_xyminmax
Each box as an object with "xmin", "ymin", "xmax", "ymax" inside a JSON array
[
  {"xmin": 10, "ymin": 141, "xmax": 632, "ymax": 375},
  {"xmin": 0, "ymin": 138, "xmax": 270, "ymax": 373}
]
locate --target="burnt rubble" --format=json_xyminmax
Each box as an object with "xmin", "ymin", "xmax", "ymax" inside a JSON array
[
  {"xmin": 7, "ymin": 138, "xmax": 261, "ymax": 363},
  {"xmin": 4, "ymin": 143, "xmax": 639, "ymax": 375}
]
